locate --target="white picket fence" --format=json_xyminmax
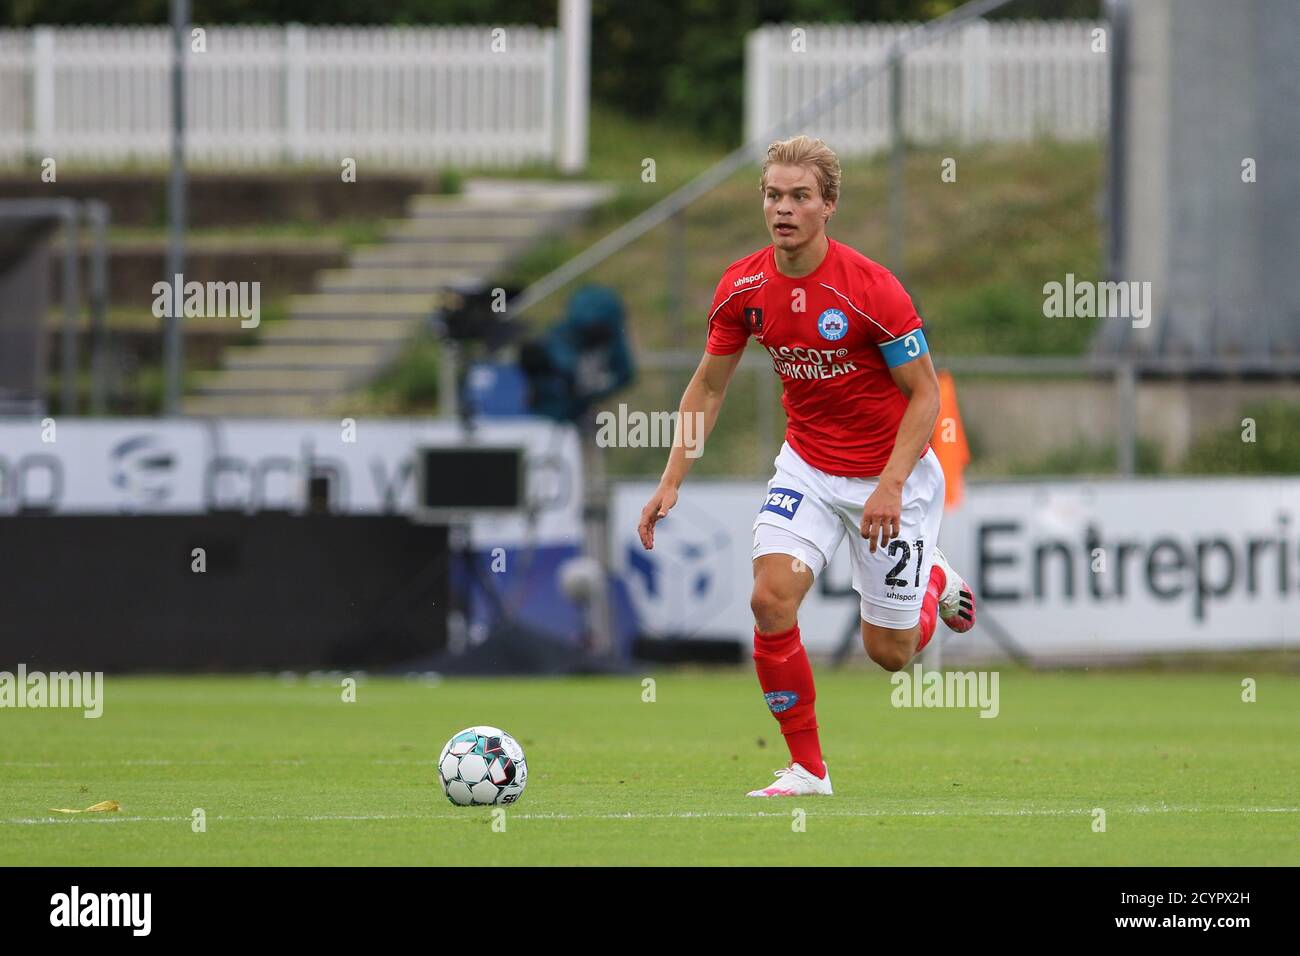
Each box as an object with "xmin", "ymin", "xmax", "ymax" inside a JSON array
[
  {"xmin": 745, "ymin": 20, "xmax": 1108, "ymax": 154},
  {"xmin": 0, "ymin": 25, "xmax": 561, "ymax": 168}
]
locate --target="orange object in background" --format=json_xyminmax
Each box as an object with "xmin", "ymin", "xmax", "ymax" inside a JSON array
[{"xmin": 930, "ymin": 370, "xmax": 969, "ymax": 509}]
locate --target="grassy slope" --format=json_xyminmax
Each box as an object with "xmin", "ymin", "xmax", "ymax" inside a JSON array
[
  {"xmin": 505, "ymin": 129, "xmax": 1103, "ymax": 356},
  {"xmin": 2, "ymin": 670, "xmax": 1296, "ymax": 866}
]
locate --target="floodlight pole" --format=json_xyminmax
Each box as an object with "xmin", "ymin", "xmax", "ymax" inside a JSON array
[
  {"xmin": 888, "ymin": 49, "xmax": 906, "ymax": 283},
  {"xmin": 558, "ymin": 0, "xmax": 590, "ymax": 174},
  {"xmin": 86, "ymin": 201, "xmax": 110, "ymax": 415},
  {"xmin": 163, "ymin": 0, "xmax": 189, "ymax": 416},
  {"xmin": 60, "ymin": 206, "xmax": 78, "ymax": 415},
  {"xmin": 580, "ymin": 408, "xmax": 614, "ymax": 659}
]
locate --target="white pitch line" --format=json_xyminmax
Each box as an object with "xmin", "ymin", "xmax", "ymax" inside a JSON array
[
  {"xmin": 0, "ymin": 813, "xmax": 426, "ymax": 826},
  {"xmin": 2, "ymin": 806, "xmax": 1297, "ymax": 826},
  {"xmin": 0, "ymin": 759, "xmax": 416, "ymax": 768},
  {"xmin": 451, "ymin": 806, "xmax": 1300, "ymax": 820}
]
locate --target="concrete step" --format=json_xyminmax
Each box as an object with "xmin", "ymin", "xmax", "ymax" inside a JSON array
[
  {"xmin": 382, "ymin": 217, "xmax": 560, "ymax": 243},
  {"xmin": 182, "ymin": 393, "xmax": 338, "ymax": 417},
  {"xmin": 192, "ymin": 367, "xmax": 364, "ymax": 395},
  {"xmin": 288, "ymin": 292, "xmax": 443, "ymax": 320},
  {"xmin": 348, "ymin": 241, "xmax": 522, "ymax": 269},
  {"xmin": 316, "ymin": 268, "xmax": 483, "ymax": 294},
  {"xmin": 223, "ymin": 343, "xmax": 394, "ymax": 371},
  {"xmin": 180, "ymin": 179, "xmax": 612, "ymax": 415},
  {"xmin": 406, "ymin": 194, "xmax": 575, "ymax": 217},
  {"xmin": 261, "ymin": 317, "xmax": 416, "ymax": 344},
  {"xmin": 457, "ymin": 179, "xmax": 617, "ymax": 210}
]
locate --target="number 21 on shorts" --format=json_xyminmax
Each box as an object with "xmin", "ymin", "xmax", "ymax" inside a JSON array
[{"xmin": 883, "ymin": 538, "xmax": 925, "ymax": 588}]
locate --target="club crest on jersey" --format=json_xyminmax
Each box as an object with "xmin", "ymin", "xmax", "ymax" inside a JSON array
[
  {"xmin": 760, "ymin": 487, "xmax": 803, "ymax": 518},
  {"xmin": 744, "ymin": 307, "xmax": 764, "ymax": 334},
  {"xmin": 817, "ymin": 308, "xmax": 848, "ymax": 341}
]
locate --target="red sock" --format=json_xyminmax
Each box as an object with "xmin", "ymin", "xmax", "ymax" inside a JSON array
[
  {"xmin": 752, "ymin": 623, "xmax": 825, "ymax": 779},
  {"xmin": 915, "ymin": 563, "xmax": 947, "ymax": 654}
]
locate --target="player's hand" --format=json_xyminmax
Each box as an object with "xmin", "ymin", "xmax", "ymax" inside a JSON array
[
  {"xmin": 859, "ymin": 482, "xmax": 902, "ymax": 553},
  {"xmin": 637, "ymin": 484, "xmax": 679, "ymax": 550}
]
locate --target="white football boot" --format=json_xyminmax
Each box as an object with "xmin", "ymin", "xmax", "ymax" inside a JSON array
[
  {"xmin": 931, "ymin": 547, "xmax": 976, "ymax": 633},
  {"xmin": 746, "ymin": 762, "xmax": 833, "ymax": 797}
]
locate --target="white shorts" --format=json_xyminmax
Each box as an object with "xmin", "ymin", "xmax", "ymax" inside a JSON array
[{"xmin": 752, "ymin": 441, "xmax": 945, "ymax": 629}]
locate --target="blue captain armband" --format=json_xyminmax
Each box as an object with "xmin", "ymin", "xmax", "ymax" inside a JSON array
[{"xmin": 879, "ymin": 328, "xmax": 928, "ymax": 367}]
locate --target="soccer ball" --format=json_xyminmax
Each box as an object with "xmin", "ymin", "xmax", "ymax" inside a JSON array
[{"xmin": 437, "ymin": 725, "xmax": 528, "ymax": 806}]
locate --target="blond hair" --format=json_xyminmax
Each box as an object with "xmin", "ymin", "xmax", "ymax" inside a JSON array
[{"xmin": 760, "ymin": 135, "xmax": 841, "ymax": 204}]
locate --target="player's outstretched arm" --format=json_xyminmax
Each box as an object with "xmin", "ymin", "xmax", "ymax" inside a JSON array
[{"xmin": 637, "ymin": 348, "xmax": 744, "ymax": 550}]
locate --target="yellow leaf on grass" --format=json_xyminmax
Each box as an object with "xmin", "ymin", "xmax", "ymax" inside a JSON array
[{"xmin": 48, "ymin": 800, "xmax": 121, "ymax": 814}]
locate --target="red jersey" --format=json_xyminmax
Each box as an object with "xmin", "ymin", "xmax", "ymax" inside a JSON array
[{"xmin": 706, "ymin": 238, "xmax": 927, "ymax": 478}]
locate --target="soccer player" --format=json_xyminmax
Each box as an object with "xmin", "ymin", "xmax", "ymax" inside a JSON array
[{"xmin": 637, "ymin": 135, "xmax": 976, "ymax": 797}]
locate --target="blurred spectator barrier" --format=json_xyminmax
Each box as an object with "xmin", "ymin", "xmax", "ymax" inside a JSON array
[
  {"xmin": 0, "ymin": 25, "xmax": 568, "ymax": 169},
  {"xmin": 745, "ymin": 19, "xmax": 1107, "ymax": 156}
]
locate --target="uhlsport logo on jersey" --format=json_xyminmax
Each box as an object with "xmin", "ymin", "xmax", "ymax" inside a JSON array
[
  {"xmin": 764, "ymin": 690, "xmax": 800, "ymax": 713},
  {"xmin": 760, "ymin": 487, "xmax": 803, "ymax": 519},
  {"xmin": 816, "ymin": 308, "xmax": 848, "ymax": 341}
]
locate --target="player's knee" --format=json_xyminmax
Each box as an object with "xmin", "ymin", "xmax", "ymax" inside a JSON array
[
  {"xmin": 863, "ymin": 629, "xmax": 914, "ymax": 672},
  {"xmin": 750, "ymin": 584, "xmax": 799, "ymax": 631},
  {"xmin": 869, "ymin": 644, "xmax": 912, "ymax": 672}
]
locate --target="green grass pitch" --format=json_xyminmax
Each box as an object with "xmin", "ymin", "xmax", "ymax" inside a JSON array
[{"xmin": 2, "ymin": 668, "xmax": 1297, "ymax": 866}]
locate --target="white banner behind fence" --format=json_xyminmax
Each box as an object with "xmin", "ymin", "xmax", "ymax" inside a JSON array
[
  {"xmin": 0, "ymin": 25, "xmax": 560, "ymax": 168},
  {"xmin": 745, "ymin": 19, "xmax": 1108, "ymax": 155}
]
